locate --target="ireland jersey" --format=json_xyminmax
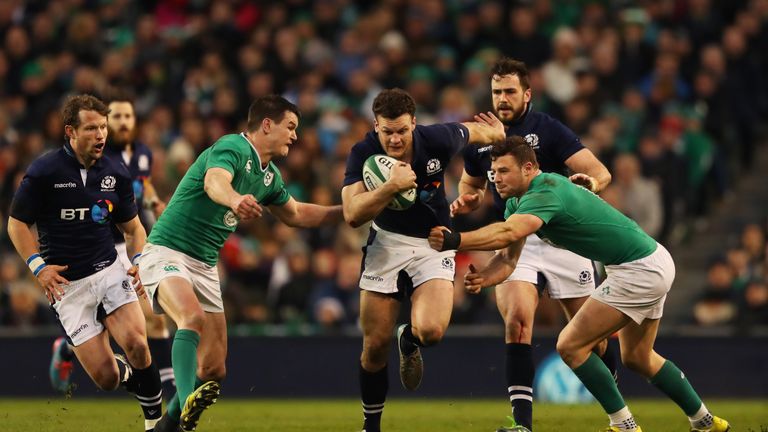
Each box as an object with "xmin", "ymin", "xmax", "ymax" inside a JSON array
[
  {"xmin": 149, "ymin": 133, "xmax": 290, "ymax": 265},
  {"xmin": 504, "ymin": 172, "xmax": 657, "ymax": 265}
]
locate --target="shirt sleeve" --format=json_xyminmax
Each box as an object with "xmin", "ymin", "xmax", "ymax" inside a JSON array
[
  {"xmin": 550, "ymin": 120, "xmax": 585, "ymax": 163},
  {"xmin": 9, "ymin": 164, "xmax": 45, "ymax": 224},
  {"xmin": 462, "ymin": 144, "xmax": 488, "ymax": 177},
  {"xmin": 421, "ymin": 123, "xmax": 470, "ymax": 159},
  {"xmin": 112, "ymin": 165, "xmax": 139, "ymax": 223},
  {"xmin": 513, "ymin": 190, "xmax": 562, "ymax": 224},
  {"xmin": 206, "ymin": 137, "xmax": 243, "ymax": 176},
  {"xmin": 262, "ymin": 169, "xmax": 291, "ymax": 206},
  {"xmin": 343, "ymin": 141, "xmax": 369, "ymax": 187}
]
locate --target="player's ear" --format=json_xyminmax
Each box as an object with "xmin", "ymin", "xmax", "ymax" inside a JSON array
[
  {"xmin": 524, "ymin": 88, "xmax": 532, "ymax": 103},
  {"xmin": 64, "ymin": 125, "xmax": 74, "ymax": 140},
  {"xmin": 262, "ymin": 118, "xmax": 272, "ymax": 133},
  {"xmin": 373, "ymin": 120, "xmax": 379, "ymax": 133}
]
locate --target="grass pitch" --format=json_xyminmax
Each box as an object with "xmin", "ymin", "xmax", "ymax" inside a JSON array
[{"xmin": 1, "ymin": 398, "xmax": 766, "ymax": 431}]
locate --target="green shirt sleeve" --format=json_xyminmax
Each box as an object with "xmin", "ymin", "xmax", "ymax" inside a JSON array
[
  {"xmin": 205, "ymin": 137, "xmax": 244, "ymax": 176},
  {"xmin": 262, "ymin": 166, "xmax": 291, "ymax": 206},
  {"xmin": 514, "ymin": 190, "xmax": 562, "ymax": 224}
]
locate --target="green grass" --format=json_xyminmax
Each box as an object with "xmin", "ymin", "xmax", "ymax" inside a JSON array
[{"xmin": 1, "ymin": 398, "xmax": 766, "ymax": 431}]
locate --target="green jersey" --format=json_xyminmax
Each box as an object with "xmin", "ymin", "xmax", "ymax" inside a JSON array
[
  {"xmin": 504, "ymin": 172, "xmax": 657, "ymax": 265},
  {"xmin": 149, "ymin": 133, "xmax": 291, "ymax": 265}
]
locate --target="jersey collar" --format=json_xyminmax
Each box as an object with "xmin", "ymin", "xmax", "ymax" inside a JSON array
[
  {"xmin": 62, "ymin": 140, "xmax": 103, "ymax": 169},
  {"xmin": 508, "ymin": 103, "xmax": 533, "ymax": 127},
  {"xmin": 240, "ymin": 132, "xmax": 268, "ymax": 172}
]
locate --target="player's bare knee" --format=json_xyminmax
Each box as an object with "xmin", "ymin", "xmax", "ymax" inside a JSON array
[
  {"xmin": 93, "ymin": 367, "xmax": 120, "ymax": 391},
  {"xmin": 620, "ymin": 349, "xmax": 651, "ymax": 375},
  {"xmin": 123, "ymin": 337, "xmax": 151, "ymax": 368},
  {"xmin": 555, "ymin": 334, "xmax": 579, "ymax": 366},
  {"xmin": 414, "ymin": 324, "xmax": 444, "ymax": 346},
  {"xmin": 503, "ymin": 316, "xmax": 532, "ymax": 343},
  {"xmin": 198, "ymin": 364, "xmax": 226, "ymax": 382},
  {"xmin": 177, "ymin": 310, "xmax": 206, "ymax": 333}
]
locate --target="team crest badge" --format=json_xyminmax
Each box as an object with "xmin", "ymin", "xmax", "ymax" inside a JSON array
[
  {"xmin": 223, "ymin": 210, "xmax": 238, "ymax": 227},
  {"xmin": 441, "ymin": 257, "xmax": 454, "ymax": 270},
  {"xmin": 100, "ymin": 175, "xmax": 116, "ymax": 191},
  {"xmin": 246, "ymin": 159, "xmax": 252, "ymax": 173},
  {"xmin": 426, "ymin": 158, "xmax": 442, "ymax": 175},
  {"xmin": 578, "ymin": 270, "xmax": 593, "ymax": 285},
  {"xmin": 264, "ymin": 171, "xmax": 274, "ymax": 186},
  {"xmin": 524, "ymin": 133, "xmax": 540, "ymax": 150}
]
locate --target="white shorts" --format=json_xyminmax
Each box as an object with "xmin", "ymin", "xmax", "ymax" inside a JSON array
[
  {"xmin": 503, "ymin": 234, "xmax": 595, "ymax": 299},
  {"xmin": 115, "ymin": 242, "xmax": 132, "ymax": 271},
  {"xmin": 359, "ymin": 224, "xmax": 456, "ymax": 295},
  {"xmin": 52, "ymin": 259, "xmax": 137, "ymax": 346},
  {"xmin": 591, "ymin": 243, "xmax": 675, "ymax": 324},
  {"xmin": 139, "ymin": 243, "xmax": 223, "ymax": 313}
]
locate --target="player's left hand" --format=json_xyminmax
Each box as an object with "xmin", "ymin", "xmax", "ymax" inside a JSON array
[
  {"xmin": 151, "ymin": 199, "xmax": 166, "ymax": 219},
  {"xmin": 464, "ymin": 263, "xmax": 485, "ymax": 294},
  {"xmin": 127, "ymin": 265, "xmax": 146, "ymax": 299},
  {"xmin": 474, "ymin": 111, "xmax": 506, "ymax": 140},
  {"xmin": 428, "ymin": 226, "xmax": 447, "ymax": 250},
  {"xmin": 569, "ymin": 173, "xmax": 598, "ymax": 192}
]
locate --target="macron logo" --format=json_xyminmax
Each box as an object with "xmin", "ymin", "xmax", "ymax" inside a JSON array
[{"xmin": 54, "ymin": 182, "xmax": 77, "ymax": 189}]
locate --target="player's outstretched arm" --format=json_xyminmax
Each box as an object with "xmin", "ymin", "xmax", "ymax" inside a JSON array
[
  {"xmin": 565, "ymin": 148, "xmax": 612, "ymax": 193},
  {"xmin": 428, "ymin": 214, "xmax": 542, "ymax": 252},
  {"xmin": 204, "ymin": 167, "xmax": 263, "ymax": 220},
  {"xmin": 7, "ymin": 216, "xmax": 69, "ymax": 302},
  {"xmin": 450, "ymin": 170, "xmax": 487, "ymax": 217},
  {"xmin": 464, "ymin": 239, "xmax": 525, "ymax": 293},
  {"xmin": 341, "ymin": 162, "xmax": 417, "ymax": 228},
  {"xmin": 461, "ymin": 111, "xmax": 506, "ymax": 146},
  {"xmin": 269, "ymin": 197, "xmax": 343, "ymax": 228},
  {"xmin": 143, "ymin": 181, "xmax": 166, "ymax": 218}
]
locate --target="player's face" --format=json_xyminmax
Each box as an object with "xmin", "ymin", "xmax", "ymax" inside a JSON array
[
  {"xmin": 491, "ymin": 155, "xmax": 529, "ymax": 198},
  {"xmin": 491, "ymin": 74, "xmax": 531, "ymax": 123},
  {"xmin": 67, "ymin": 110, "xmax": 108, "ymax": 162},
  {"xmin": 269, "ymin": 111, "xmax": 299, "ymax": 157},
  {"xmin": 107, "ymin": 101, "xmax": 136, "ymax": 147},
  {"xmin": 375, "ymin": 114, "xmax": 415, "ymax": 160}
]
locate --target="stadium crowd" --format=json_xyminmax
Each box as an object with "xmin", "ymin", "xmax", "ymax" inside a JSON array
[{"xmin": 0, "ymin": 0, "xmax": 766, "ymax": 331}]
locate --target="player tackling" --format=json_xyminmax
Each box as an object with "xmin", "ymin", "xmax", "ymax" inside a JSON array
[{"xmin": 428, "ymin": 137, "xmax": 730, "ymax": 432}]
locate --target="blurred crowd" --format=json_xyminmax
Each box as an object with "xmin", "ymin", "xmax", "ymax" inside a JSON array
[{"xmin": 0, "ymin": 0, "xmax": 766, "ymax": 331}]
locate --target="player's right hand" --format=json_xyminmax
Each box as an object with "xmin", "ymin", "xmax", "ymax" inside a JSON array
[
  {"xmin": 387, "ymin": 162, "xmax": 417, "ymax": 192},
  {"xmin": 36, "ymin": 265, "xmax": 69, "ymax": 303},
  {"xmin": 464, "ymin": 263, "xmax": 484, "ymax": 294},
  {"xmin": 450, "ymin": 193, "xmax": 480, "ymax": 217},
  {"xmin": 231, "ymin": 194, "xmax": 262, "ymax": 220}
]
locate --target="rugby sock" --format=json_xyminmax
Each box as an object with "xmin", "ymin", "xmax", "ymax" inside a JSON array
[
  {"xmin": 399, "ymin": 324, "xmax": 425, "ymax": 356},
  {"xmin": 506, "ymin": 343, "xmax": 534, "ymax": 430},
  {"xmin": 172, "ymin": 329, "xmax": 200, "ymax": 415},
  {"xmin": 648, "ymin": 360, "xmax": 703, "ymax": 416},
  {"xmin": 608, "ymin": 406, "xmax": 638, "ymax": 430},
  {"xmin": 167, "ymin": 376, "xmax": 204, "ymax": 421},
  {"xmin": 688, "ymin": 404, "xmax": 715, "ymax": 429},
  {"xmin": 130, "ymin": 361, "xmax": 163, "ymax": 431},
  {"xmin": 58, "ymin": 339, "xmax": 75, "ymax": 361},
  {"xmin": 598, "ymin": 341, "xmax": 619, "ymax": 383},
  {"xmin": 148, "ymin": 337, "xmax": 176, "ymax": 402},
  {"xmin": 360, "ymin": 363, "xmax": 388, "ymax": 432},
  {"xmin": 572, "ymin": 353, "xmax": 627, "ymax": 414}
]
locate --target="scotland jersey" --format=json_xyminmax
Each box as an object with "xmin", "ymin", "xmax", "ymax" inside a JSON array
[
  {"xmin": 105, "ymin": 141, "xmax": 153, "ymax": 244},
  {"xmin": 344, "ymin": 123, "xmax": 469, "ymax": 238},
  {"xmin": 10, "ymin": 143, "xmax": 138, "ymax": 280},
  {"xmin": 463, "ymin": 105, "xmax": 584, "ymax": 219}
]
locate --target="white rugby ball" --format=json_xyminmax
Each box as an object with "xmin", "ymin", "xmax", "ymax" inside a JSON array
[{"xmin": 362, "ymin": 154, "xmax": 417, "ymax": 210}]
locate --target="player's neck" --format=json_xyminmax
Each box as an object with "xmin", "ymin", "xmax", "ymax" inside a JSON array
[{"xmin": 244, "ymin": 131, "xmax": 272, "ymax": 167}]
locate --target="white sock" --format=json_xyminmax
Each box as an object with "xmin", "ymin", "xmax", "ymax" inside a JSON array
[
  {"xmin": 145, "ymin": 418, "xmax": 159, "ymax": 431},
  {"xmin": 689, "ymin": 403, "xmax": 714, "ymax": 428},
  {"xmin": 608, "ymin": 406, "xmax": 638, "ymax": 430}
]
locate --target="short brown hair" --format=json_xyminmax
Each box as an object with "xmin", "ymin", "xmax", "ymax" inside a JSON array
[
  {"xmin": 62, "ymin": 94, "xmax": 110, "ymax": 128},
  {"xmin": 490, "ymin": 57, "xmax": 530, "ymax": 91},
  {"xmin": 490, "ymin": 135, "xmax": 539, "ymax": 167},
  {"xmin": 372, "ymin": 88, "xmax": 416, "ymax": 119},
  {"xmin": 247, "ymin": 94, "xmax": 300, "ymax": 131}
]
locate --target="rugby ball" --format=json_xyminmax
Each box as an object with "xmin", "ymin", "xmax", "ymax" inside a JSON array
[{"xmin": 362, "ymin": 154, "xmax": 417, "ymax": 210}]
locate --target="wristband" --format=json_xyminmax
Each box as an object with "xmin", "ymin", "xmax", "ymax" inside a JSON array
[
  {"xmin": 131, "ymin": 253, "xmax": 142, "ymax": 266},
  {"xmin": 26, "ymin": 253, "xmax": 47, "ymax": 276},
  {"xmin": 441, "ymin": 230, "xmax": 461, "ymax": 251}
]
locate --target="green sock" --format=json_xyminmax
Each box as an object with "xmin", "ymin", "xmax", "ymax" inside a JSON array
[
  {"xmin": 649, "ymin": 360, "xmax": 703, "ymax": 415},
  {"xmin": 171, "ymin": 329, "xmax": 200, "ymax": 416},
  {"xmin": 167, "ymin": 376, "xmax": 205, "ymax": 420},
  {"xmin": 573, "ymin": 352, "xmax": 627, "ymax": 414}
]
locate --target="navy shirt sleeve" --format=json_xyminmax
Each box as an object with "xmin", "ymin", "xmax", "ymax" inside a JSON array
[
  {"xmin": 419, "ymin": 123, "xmax": 469, "ymax": 159},
  {"xmin": 111, "ymin": 163, "xmax": 139, "ymax": 224},
  {"xmin": 462, "ymin": 144, "xmax": 489, "ymax": 178},
  {"xmin": 343, "ymin": 137, "xmax": 375, "ymax": 187},
  {"xmin": 550, "ymin": 120, "xmax": 584, "ymax": 163},
  {"xmin": 10, "ymin": 160, "xmax": 46, "ymax": 224}
]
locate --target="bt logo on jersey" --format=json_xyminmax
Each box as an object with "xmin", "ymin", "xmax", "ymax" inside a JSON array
[
  {"xmin": 60, "ymin": 208, "xmax": 89, "ymax": 220},
  {"xmin": 59, "ymin": 199, "xmax": 114, "ymax": 222}
]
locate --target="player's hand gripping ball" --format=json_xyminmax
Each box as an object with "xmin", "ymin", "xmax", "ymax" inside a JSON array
[{"xmin": 362, "ymin": 154, "xmax": 417, "ymax": 210}]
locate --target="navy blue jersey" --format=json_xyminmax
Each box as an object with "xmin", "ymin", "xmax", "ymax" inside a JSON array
[
  {"xmin": 344, "ymin": 123, "xmax": 469, "ymax": 238},
  {"xmin": 105, "ymin": 142, "xmax": 153, "ymax": 243},
  {"xmin": 10, "ymin": 143, "xmax": 138, "ymax": 280},
  {"xmin": 463, "ymin": 106, "xmax": 584, "ymax": 219}
]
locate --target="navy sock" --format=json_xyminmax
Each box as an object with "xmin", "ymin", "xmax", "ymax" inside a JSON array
[
  {"xmin": 400, "ymin": 324, "xmax": 424, "ymax": 356},
  {"xmin": 599, "ymin": 341, "xmax": 619, "ymax": 383},
  {"xmin": 130, "ymin": 361, "xmax": 163, "ymax": 424},
  {"xmin": 506, "ymin": 343, "xmax": 534, "ymax": 430},
  {"xmin": 360, "ymin": 364, "xmax": 388, "ymax": 432},
  {"xmin": 148, "ymin": 337, "xmax": 175, "ymax": 402}
]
